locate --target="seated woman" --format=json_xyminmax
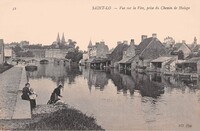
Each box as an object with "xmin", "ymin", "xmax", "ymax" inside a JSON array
[
  {"xmin": 21, "ymin": 83, "xmax": 31, "ymax": 100},
  {"xmin": 21, "ymin": 83, "xmax": 37, "ymax": 108}
]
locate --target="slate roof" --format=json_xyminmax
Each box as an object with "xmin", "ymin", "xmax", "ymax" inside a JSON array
[
  {"xmin": 108, "ymin": 43, "xmax": 129, "ymax": 62},
  {"xmin": 151, "ymin": 56, "xmax": 173, "ymax": 63},
  {"xmin": 136, "ymin": 37, "xmax": 167, "ymax": 60},
  {"xmin": 189, "ymin": 44, "xmax": 200, "ymax": 52},
  {"xmin": 173, "ymin": 42, "xmax": 191, "ymax": 52},
  {"xmin": 136, "ymin": 37, "xmax": 153, "ymax": 55}
]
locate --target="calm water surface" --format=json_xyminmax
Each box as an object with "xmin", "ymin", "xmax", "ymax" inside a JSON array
[{"xmin": 27, "ymin": 63, "xmax": 200, "ymax": 130}]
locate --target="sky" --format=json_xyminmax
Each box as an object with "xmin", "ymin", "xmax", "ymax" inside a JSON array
[{"xmin": 0, "ymin": 0, "xmax": 200, "ymax": 50}]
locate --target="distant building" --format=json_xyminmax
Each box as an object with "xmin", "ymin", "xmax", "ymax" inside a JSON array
[
  {"xmin": 45, "ymin": 49, "xmax": 67, "ymax": 59},
  {"xmin": 29, "ymin": 49, "xmax": 45, "ymax": 58},
  {"xmin": 52, "ymin": 33, "xmax": 67, "ymax": 48},
  {"xmin": 4, "ymin": 46, "xmax": 14, "ymax": 61},
  {"xmin": 87, "ymin": 40, "xmax": 95, "ymax": 58},
  {"xmin": 86, "ymin": 40, "xmax": 109, "ymax": 68},
  {"xmin": 87, "ymin": 40, "xmax": 109, "ymax": 58},
  {"xmin": 0, "ymin": 39, "xmax": 5, "ymax": 64},
  {"xmin": 79, "ymin": 51, "xmax": 89, "ymax": 65}
]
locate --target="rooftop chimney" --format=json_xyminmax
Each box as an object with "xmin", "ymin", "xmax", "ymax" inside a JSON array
[
  {"xmin": 130, "ymin": 39, "xmax": 135, "ymax": 46},
  {"xmin": 152, "ymin": 33, "xmax": 157, "ymax": 38},
  {"xmin": 100, "ymin": 41, "xmax": 105, "ymax": 45},
  {"xmin": 123, "ymin": 40, "xmax": 128, "ymax": 45},
  {"xmin": 117, "ymin": 41, "xmax": 122, "ymax": 45},
  {"xmin": 141, "ymin": 35, "xmax": 148, "ymax": 42},
  {"xmin": 182, "ymin": 40, "xmax": 186, "ymax": 44}
]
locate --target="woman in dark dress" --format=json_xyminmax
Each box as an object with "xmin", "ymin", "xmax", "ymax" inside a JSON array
[
  {"xmin": 21, "ymin": 83, "xmax": 31, "ymax": 100},
  {"xmin": 48, "ymin": 85, "xmax": 63, "ymax": 104}
]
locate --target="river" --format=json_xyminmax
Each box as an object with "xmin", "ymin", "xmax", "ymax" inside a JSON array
[{"xmin": 26, "ymin": 63, "xmax": 200, "ymax": 130}]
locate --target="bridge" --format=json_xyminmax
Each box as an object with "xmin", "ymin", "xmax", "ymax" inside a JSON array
[{"xmin": 10, "ymin": 57, "xmax": 71, "ymax": 64}]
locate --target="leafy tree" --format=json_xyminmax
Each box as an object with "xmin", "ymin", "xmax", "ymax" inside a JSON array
[
  {"xmin": 12, "ymin": 45, "xmax": 23, "ymax": 53},
  {"xmin": 65, "ymin": 51, "xmax": 83, "ymax": 62}
]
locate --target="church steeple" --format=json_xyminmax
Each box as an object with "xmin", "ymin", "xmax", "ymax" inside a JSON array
[
  {"xmin": 61, "ymin": 33, "xmax": 66, "ymax": 44},
  {"xmin": 57, "ymin": 33, "xmax": 61, "ymax": 44},
  {"xmin": 88, "ymin": 40, "xmax": 93, "ymax": 48},
  {"xmin": 194, "ymin": 37, "xmax": 197, "ymax": 45}
]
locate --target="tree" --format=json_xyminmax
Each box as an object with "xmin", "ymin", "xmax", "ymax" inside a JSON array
[
  {"xmin": 12, "ymin": 45, "xmax": 23, "ymax": 53},
  {"xmin": 65, "ymin": 51, "xmax": 83, "ymax": 62}
]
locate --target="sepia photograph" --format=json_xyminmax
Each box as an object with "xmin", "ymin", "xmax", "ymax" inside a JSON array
[{"xmin": 0, "ymin": 0, "xmax": 200, "ymax": 130}]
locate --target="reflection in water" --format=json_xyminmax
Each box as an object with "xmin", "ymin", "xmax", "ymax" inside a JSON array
[
  {"xmin": 109, "ymin": 69, "xmax": 135, "ymax": 95},
  {"xmin": 27, "ymin": 63, "xmax": 82, "ymax": 86},
  {"xmin": 138, "ymin": 73, "xmax": 165, "ymax": 98},
  {"xmin": 27, "ymin": 64, "xmax": 200, "ymax": 98},
  {"xmin": 83, "ymin": 69, "xmax": 109, "ymax": 91},
  {"xmin": 26, "ymin": 64, "xmax": 200, "ymax": 130}
]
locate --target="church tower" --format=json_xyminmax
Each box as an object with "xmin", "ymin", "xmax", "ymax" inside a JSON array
[
  {"xmin": 61, "ymin": 33, "xmax": 66, "ymax": 45},
  {"xmin": 194, "ymin": 37, "xmax": 197, "ymax": 45},
  {"xmin": 55, "ymin": 33, "xmax": 61, "ymax": 48},
  {"xmin": 88, "ymin": 40, "xmax": 93, "ymax": 58},
  {"xmin": 57, "ymin": 33, "xmax": 61, "ymax": 43}
]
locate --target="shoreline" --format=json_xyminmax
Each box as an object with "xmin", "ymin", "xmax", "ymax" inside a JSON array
[{"xmin": 0, "ymin": 104, "xmax": 104, "ymax": 130}]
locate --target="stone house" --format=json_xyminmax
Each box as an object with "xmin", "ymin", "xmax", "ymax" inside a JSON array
[
  {"xmin": 87, "ymin": 40, "xmax": 109, "ymax": 58},
  {"xmin": 87, "ymin": 40, "xmax": 109, "ymax": 68},
  {"xmin": 118, "ymin": 39, "xmax": 136, "ymax": 70},
  {"xmin": 108, "ymin": 41, "xmax": 129, "ymax": 68},
  {"xmin": 170, "ymin": 40, "xmax": 191, "ymax": 59},
  {"xmin": 150, "ymin": 56, "xmax": 178, "ymax": 72},
  {"xmin": 88, "ymin": 40, "xmax": 109, "ymax": 59},
  {"xmin": 131, "ymin": 34, "xmax": 168, "ymax": 71}
]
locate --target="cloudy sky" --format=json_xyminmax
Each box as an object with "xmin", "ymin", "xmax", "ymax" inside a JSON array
[{"xmin": 0, "ymin": 0, "xmax": 199, "ymax": 50}]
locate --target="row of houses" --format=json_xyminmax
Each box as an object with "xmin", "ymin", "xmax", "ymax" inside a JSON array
[{"xmin": 81, "ymin": 34, "xmax": 200, "ymax": 75}]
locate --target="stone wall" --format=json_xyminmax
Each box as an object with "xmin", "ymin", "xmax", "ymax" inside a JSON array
[{"xmin": 0, "ymin": 39, "xmax": 4, "ymax": 64}]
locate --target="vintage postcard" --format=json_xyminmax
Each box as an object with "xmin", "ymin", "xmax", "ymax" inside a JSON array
[{"xmin": 0, "ymin": 0, "xmax": 200, "ymax": 130}]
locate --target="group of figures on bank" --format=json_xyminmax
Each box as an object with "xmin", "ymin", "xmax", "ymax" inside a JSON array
[{"xmin": 21, "ymin": 83, "xmax": 63, "ymax": 108}]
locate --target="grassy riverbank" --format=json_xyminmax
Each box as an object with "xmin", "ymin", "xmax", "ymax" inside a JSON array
[
  {"xmin": 0, "ymin": 104, "xmax": 103, "ymax": 130},
  {"xmin": 26, "ymin": 104, "xmax": 103, "ymax": 130},
  {"xmin": 0, "ymin": 63, "xmax": 13, "ymax": 73}
]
